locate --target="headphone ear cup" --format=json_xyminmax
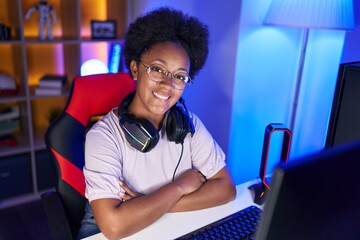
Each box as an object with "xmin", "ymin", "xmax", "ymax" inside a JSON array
[
  {"xmin": 120, "ymin": 116, "xmax": 159, "ymax": 152},
  {"xmin": 166, "ymin": 106, "xmax": 190, "ymax": 144},
  {"xmin": 118, "ymin": 91, "xmax": 159, "ymax": 152}
]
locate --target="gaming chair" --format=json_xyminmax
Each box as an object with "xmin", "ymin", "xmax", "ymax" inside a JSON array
[{"xmin": 42, "ymin": 72, "xmax": 135, "ymax": 240}]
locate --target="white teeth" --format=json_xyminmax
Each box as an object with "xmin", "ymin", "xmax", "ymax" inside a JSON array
[{"xmin": 153, "ymin": 92, "xmax": 169, "ymax": 100}]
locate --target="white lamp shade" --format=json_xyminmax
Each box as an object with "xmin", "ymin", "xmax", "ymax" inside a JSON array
[
  {"xmin": 80, "ymin": 59, "xmax": 109, "ymax": 76},
  {"xmin": 264, "ymin": 0, "xmax": 355, "ymax": 30}
]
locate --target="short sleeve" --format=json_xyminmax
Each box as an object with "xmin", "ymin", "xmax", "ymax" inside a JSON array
[
  {"xmin": 84, "ymin": 116, "xmax": 124, "ymax": 202},
  {"xmin": 189, "ymin": 114, "xmax": 226, "ymax": 179}
]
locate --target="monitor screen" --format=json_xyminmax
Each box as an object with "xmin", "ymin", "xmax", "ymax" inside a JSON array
[
  {"xmin": 255, "ymin": 140, "xmax": 360, "ymax": 240},
  {"xmin": 326, "ymin": 61, "xmax": 360, "ymax": 148}
]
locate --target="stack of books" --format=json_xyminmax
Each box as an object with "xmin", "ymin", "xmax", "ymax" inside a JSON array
[
  {"xmin": 0, "ymin": 105, "xmax": 20, "ymax": 146},
  {"xmin": 35, "ymin": 74, "xmax": 68, "ymax": 96}
]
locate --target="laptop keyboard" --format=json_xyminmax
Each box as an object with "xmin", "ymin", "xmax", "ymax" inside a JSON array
[{"xmin": 176, "ymin": 205, "xmax": 262, "ymax": 240}]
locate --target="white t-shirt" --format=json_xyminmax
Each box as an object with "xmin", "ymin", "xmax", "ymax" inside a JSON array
[{"xmin": 84, "ymin": 108, "xmax": 226, "ymax": 202}]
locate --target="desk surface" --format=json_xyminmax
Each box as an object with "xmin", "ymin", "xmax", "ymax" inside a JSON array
[{"xmin": 84, "ymin": 180, "xmax": 261, "ymax": 240}]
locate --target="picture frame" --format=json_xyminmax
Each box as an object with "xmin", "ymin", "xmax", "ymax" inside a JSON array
[{"xmin": 91, "ymin": 20, "xmax": 116, "ymax": 39}]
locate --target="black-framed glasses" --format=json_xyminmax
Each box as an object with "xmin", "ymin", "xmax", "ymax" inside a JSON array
[{"xmin": 140, "ymin": 61, "xmax": 192, "ymax": 90}]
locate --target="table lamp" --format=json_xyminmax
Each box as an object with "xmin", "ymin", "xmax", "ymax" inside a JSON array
[{"xmin": 263, "ymin": 0, "xmax": 355, "ymax": 132}]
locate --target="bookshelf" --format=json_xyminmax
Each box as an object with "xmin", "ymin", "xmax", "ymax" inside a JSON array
[{"xmin": 0, "ymin": 0, "xmax": 128, "ymax": 208}]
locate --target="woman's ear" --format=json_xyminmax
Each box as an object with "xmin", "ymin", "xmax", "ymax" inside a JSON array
[{"xmin": 130, "ymin": 60, "xmax": 138, "ymax": 80}]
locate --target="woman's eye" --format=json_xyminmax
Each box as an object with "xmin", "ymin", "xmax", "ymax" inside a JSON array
[
  {"xmin": 151, "ymin": 66, "xmax": 164, "ymax": 73},
  {"xmin": 175, "ymin": 74, "xmax": 186, "ymax": 81}
]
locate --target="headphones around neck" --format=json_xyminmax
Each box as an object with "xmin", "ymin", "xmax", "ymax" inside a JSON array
[{"xmin": 118, "ymin": 91, "xmax": 195, "ymax": 153}]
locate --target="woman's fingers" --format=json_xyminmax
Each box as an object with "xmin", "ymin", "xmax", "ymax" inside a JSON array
[{"xmin": 118, "ymin": 181, "xmax": 144, "ymax": 201}]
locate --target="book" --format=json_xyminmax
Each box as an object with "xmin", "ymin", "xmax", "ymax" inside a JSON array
[
  {"xmin": 0, "ymin": 106, "xmax": 20, "ymax": 122},
  {"xmin": 0, "ymin": 118, "xmax": 20, "ymax": 137},
  {"xmin": 35, "ymin": 86, "xmax": 68, "ymax": 96},
  {"xmin": 0, "ymin": 135, "xmax": 17, "ymax": 147},
  {"xmin": 38, "ymin": 74, "xmax": 67, "ymax": 88}
]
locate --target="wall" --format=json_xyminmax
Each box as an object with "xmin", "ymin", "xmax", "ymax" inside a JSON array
[
  {"xmin": 341, "ymin": 0, "xmax": 360, "ymax": 63},
  {"xmin": 228, "ymin": 0, "xmax": 350, "ymax": 184},
  {"xmin": 127, "ymin": 0, "xmax": 357, "ymax": 185}
]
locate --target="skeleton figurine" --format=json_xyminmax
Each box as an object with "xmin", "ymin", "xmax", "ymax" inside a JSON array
[{"xmin": 25, "ymin": 0, "xmax": 57, "ymax": 40}]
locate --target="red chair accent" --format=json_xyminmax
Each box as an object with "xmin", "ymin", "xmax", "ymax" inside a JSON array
[{"xmin": 42, "ymin": 72, "xmax": 135, "ymax": 240}]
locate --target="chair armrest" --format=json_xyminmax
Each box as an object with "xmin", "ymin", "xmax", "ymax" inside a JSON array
[{"xmin": 41, "ymin": 191, "xmax": 73, "ymax": 240}]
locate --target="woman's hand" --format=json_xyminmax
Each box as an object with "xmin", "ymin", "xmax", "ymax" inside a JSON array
[
  {"xmin": 173, "ymin": 169, "xmax": 207, "ymax": 196},
  {"xmin": 118, "ymin": 181, "xmax": 144, "ymax": 202}
]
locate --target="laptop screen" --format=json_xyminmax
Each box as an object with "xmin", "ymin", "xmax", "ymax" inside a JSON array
[{"xmin": 255, "ymin": 140, "xmax": 360, "ymax": 240}]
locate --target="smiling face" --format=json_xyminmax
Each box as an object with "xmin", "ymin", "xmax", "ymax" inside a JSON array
[{"xmin": 129, "ymin": 41, "xmax": 190, "ymax": 128}]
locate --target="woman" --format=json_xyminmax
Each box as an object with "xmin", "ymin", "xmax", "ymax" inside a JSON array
[{"xmin": 79, "ymin": 7, "xmax": 236, "ymax": 240}]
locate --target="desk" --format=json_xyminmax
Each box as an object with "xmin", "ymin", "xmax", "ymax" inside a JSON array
[{"xmin": 84, "ymin": 180, "xmax": 261, "ymax": 240}]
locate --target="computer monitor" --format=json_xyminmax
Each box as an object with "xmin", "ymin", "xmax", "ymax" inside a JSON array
[
  {"xmin": 326, "ymin": 61, "xmax": 360, "ymax": 148},
  {"xmin": 255, "ymin": 140, "xmax": 360, "ymax": 240}
]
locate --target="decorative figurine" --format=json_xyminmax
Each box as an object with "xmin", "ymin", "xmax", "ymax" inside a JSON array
[
  {"xmin": 25, "ymin": 0, "xmax": 57, "ymax": 40},
  {"xmin": 0, "ymin": 23, "xmax": 11, "ymax": 40}
]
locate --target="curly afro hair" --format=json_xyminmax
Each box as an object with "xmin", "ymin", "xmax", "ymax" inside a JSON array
[{"xmin": 124, "ymin": 7, "xmax": 209, "ymax": 80}]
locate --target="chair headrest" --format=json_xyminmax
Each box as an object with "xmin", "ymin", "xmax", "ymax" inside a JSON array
[{"xmin": 65, "ymin": 72, "xmax": 135, "ymax": 126}]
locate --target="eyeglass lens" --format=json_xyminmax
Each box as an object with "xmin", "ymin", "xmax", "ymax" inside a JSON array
[{"xmin": 143, "ymin": 63, "xmax": 191, "ymax": 90}]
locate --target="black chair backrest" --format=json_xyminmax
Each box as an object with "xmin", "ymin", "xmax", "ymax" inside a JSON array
[{"xmin": 44, "ymin": 72, "xmax": 135, "ymax": 237}]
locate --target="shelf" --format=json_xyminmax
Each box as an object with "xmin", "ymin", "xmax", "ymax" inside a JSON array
[
  {"xmin": 24, "ymin": 38, "xmax": 80, "ymax": 44},
  {"xmin": 0, "ymin": 95, "xmax": 27, "ymax": 103},
  {"xmin": 0, "ymin": 0, "xmax": 128, "ymax": 205},
  {"xmin": 0, "ymin": 144, "xmax": 31, "ymax": 158},
  {"xmin": 0, "ymin": 40, "xmax": 22, "ymax": 45}
]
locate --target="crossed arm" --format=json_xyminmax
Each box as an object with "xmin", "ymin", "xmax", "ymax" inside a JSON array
[{"xmin": 91, "ymin": 167, "xmax": 236, "ymax": 240}]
